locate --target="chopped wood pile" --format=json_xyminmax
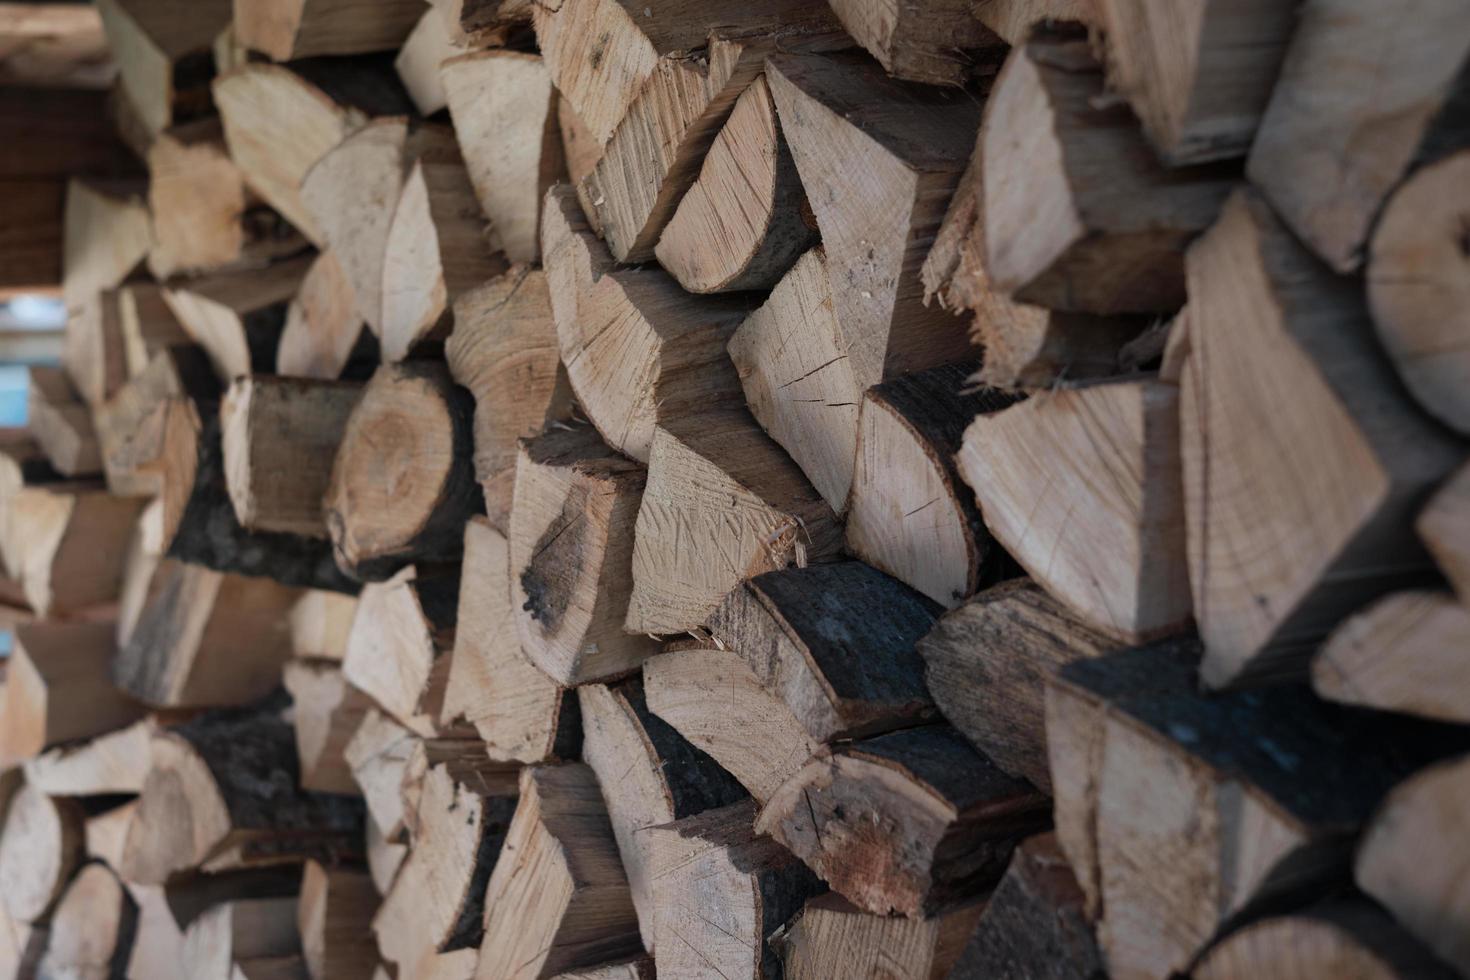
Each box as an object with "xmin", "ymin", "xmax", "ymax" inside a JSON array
[{"xmin": 0, "ymin": 0, "xmax": 1467, "ymax": 978}]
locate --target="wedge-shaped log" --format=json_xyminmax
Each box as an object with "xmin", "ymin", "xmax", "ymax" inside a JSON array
[
  {"xmin": 38, "ymin": 862, "xmax": 138, "ymax": 980},
  {"xmin": 1420, "ymin": 461, "xmax": 1470, "ymax": 599},
  {"xmin": 222, "ymin": 376, "xmax": 361, "ymax": 537},
  {"xmin": 283, "ymin": 659, "xmax": 373, "ymax": 795},
  {"xmin": 276, "ymin": 251, "xmax": 369, "ymax": 380},
  {"xmin": 1248, "ymin": 0, "xmax": 1470, "ymax": 273},
  {"xmin": 181, "ymin": 895, "xmax": 302, "ymax": 980},
  {"xmin": 395, "ymin": 6, "xmax": 466, "ymax": 115},
  {"xmin": 94, "ymin": 344, "xmax": 216, "ymax": 498},
  {"xmin": 847, "ymin": 364, "xmax": 1015, "ymax": 608},
  {"xmin": 85, "ymin": 800, "xmax": 138, "ymax": 871},
  {"xmin": 541, "ymin": 186, "xmax": 747, "ymax": 463},
  {"xmin": 234, "ymin": 0, "xmax": 423, "ymax": 60},
  {"xmin": 758, "ymin": 726, "xmax": 1047, "ymax": 916},
  {"xmin": 1357, "ymin": 753, "xmax": 1470, "ymax": 977},
  {"xmin": 26, "ymin": 365, "xmax": 100, "ymax": 477},
  {"xmin": 119, "ymin": 283, "xmax": 192, "ymax": 378},
  {"xmin": 511, "ymin": 426, "xmax": 653, "ymax": 686},
  {"xmin": 1046, "ymin": 638, "xmax": 1462, "ymax": 978},
  {"xmin": 343, "ymin": 709, "xmax": 417, "ymax": 841},
  {"xmin": 958, "ymin": 377, "xmax": 1190, "ymax": 643},
  {"xmin": 342, "ymin": 564, "xmax": 459, "ymax": 736},
  {"xmin": 0, "ymin": 620, "xmax": 145, "ymax": 769},
  {"xmin": 121, "ymin": 700, "xmax": 363, "ymax": 885},
  {"xmin": 982, "ymin": 28, "xmax": 1233, "ymax": 313},
  {"xmin": 917, "ymin": 580, "xmax": 1114, "ymax": 792},
  {"xmin": 654, "ymin": 74, "xmax": 813, "ymax": 293},
  {"xmin": 5, "ymin": 482, "xmax": 146, "ymax": 617},
  {"xmin": 827, "ymin": 0, "xmax": 1001, "ymax": 86},
  {"xmin": 474, "ymin": 765, "xmax": 641, "ymax": 979},
  {"xmin": 550, "ymin": 960, "xmax": 654, "ymax": 980},
  {"xmin": 94, "ymin": 0, "xmax": 231, "ymax": 134},
  {"xmin": 0, "ymin": 784, "xmax": 84, "ymax": 923},
  {"xmin": 442, "ymin": 52, "xmax": 564, "ymax": 264},
  {"xmin": 1368, "ymin": 152, "xmax": 1470, "ymax": 434},
  {"xmin": 61, "ymin": 177, "xmax": 150, "ymax": 312},
  {"xmin": 376, "ymin": 764, "xmax": 517, "ymax": 971},
  {"xmin": 114, "ymin": 561, "xmax": 299, "ymax": 708},
  {"xmin": 64, "ymin": 290, "xmax": 129, "ymax": 409},
  {"xmin": 649, "ymin": 799, "xmax": 823, "ymax": 979},
  {"xmin": 163, "ymin": 253, "xmax": 313, "ymax": 381},
  {"xmin": 25, "ymin": 719, "xmax": 153, "ymax": 797},
  {"xmin": 626, "ymin": 412, "xmax": 843, "ymax": 635},
  {"xmin": 442, "ymin": 518, "xmax": 581, "ymax": 763},
  {"xmin": 1181, "ymin": 190, "xmax": 1462, "ymax": 687},
  {"xmin": 581, "ymin": 679, "xmax": 746, "ymax": 949},
  {"xmin": 299, "ymin": 862, "xmax": 378, "ymax": 980},
  {"xmin": 972, "ymin": 0, "xmax": 1095, "ymax": 40},
  {"xmin": 289, "ymin": 590, "xmax": 357, "ymax": 661},
  {"xmin": 776, "ymin": 892, "xmax": 984, "ymax": 980}
]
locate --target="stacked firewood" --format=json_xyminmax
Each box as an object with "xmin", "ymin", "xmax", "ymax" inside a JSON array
[{"xmin": 0, "ymin": 0, "xmax": 1466, "ymax": 977}]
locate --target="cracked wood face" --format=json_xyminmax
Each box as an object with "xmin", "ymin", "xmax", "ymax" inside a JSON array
[{"xmin": 777, "ymin": 891, "xmax": 985, "ymax": 980}]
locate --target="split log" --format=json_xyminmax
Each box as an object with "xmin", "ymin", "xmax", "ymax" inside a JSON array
[
  {"xmin": 510, "ymin": 426, "xmax": 654, "ymax": 686},
  {"xmin": 120, "ymin": 700, "xmax": 363, "ymax": 885},
  {"xmin": 94, "ymin": 344, "xmax": 216, "ymax": 498},
  {"xmin": 1045, "ymin": 638, "xmax": 1462, "ymax": 978},
  {"xmin": 94, "ymin": 0, "xmax": 230, "ymax": 135},
  {"xmin": 84, "ymin": 800, "xmax": 138, "ymax": 870},
  {"xmin": 283, "ymin": 659, "xmax": 374, "ymax": 795},
  {"xmin": 643, "ymin": 647, "xmax": 818, "ymax": 804},
  {"xmin": 971, "ymin": 0, "xmax": 1095, "ymax": 41},
  {"xmin": 1367, "ymin": 151, "xmax": 1470, "ymax": 434},
  {"xmin": 549, "ymin": 961, "xmax": 654, "ymax": 980},
  {"xmin": 64, "ymin": 291, "xmax": 128, "ymax": 409},
  {"xmin": 541, "ymin": 185, "xmax": 747, "ymax": 463},
  {"xmin": 1419, "ymin": 461, "xmax": 1470, "ymax": 599},
  {"xmin": 1193, "ymin": 900, "xmax": 1459, "ymax": 980},
  {"xmin": 395, "ymin": 8, "xmax": 463, "ymax": 116},
  {"xmin": 580, "ymin": 678, "xmax": 746, "ymax": 949},
  {"xmin": 1181, "ymin": 190, "xmax": 1462, "ymax": 687},
  {"xmin": 442, "ymin": 517, "xmax": 580, "ymax": 763},
  {"xmin": 1247, "ymin": 0, "xmax": 1470, "ymax": 272},
  {"xmin": 275, "ymin": 251, "xmax": 369, "ymax": 380},
  {"xmin": 37, "ymin": 862, "xmax": 138, "ymax": 980},
  {"xmin": 162, "ymin": 252, "xmax": 313, "ymax": 381},
  {"xmin": 180, "ymin": 896, "xmax": 301, "ymax": 980},
  {"xmin": 342, "ymin": 564, "xmax": 459, "ymax": 736},
  {"xmin": 846, "ymin": 364, "xmax": 1015, "ymax": 608},
  {"xmin": 1312, "ymin": 591, "xmax": 1470, "ymax": 724},
  {"xmin": 473, "ymin": 765, "xmax": 641, "ymax": 980},
  {"xmin": 375, "ymin": 764, "xmax": 517, "ymax": 970},
  {"xmin": 433, "ymin": 0, "xmax": 533, "ymax": 46},
  {"xmin": 366, "ymin": 818, "xmax": 407, "ymax": 895},
  {"xmin": 557, "ymin": 95, "xmax": 601, "ymax": 205},
  {"xmin": 648, "ymin": 799, "xmax": 824, "ymax": 979},
  {"xmin": 123, "ymin": 884, "xmax": 187, "ymax": 980},
  {"xmin": 289, "ymin": 590, "xmax": 357, "ymax": 661},
  {"xmin": 775, "ymin": 892, "xmax": 984, "ymax": 980},
  {"xmin": 0, "ymin": 902, "xmax": 45, "ymax": 980},
  {"xmin": 396, "ymin": 738, "xmax": 518, "ymax": 840},
  {"xmin": 705, "ymin": 561, "xmax": 939, "ymax": 742},
  {"xmin": 578, "ymin": 10, "xmax": 845, "ymax": 264},
  {"xmin": 625, "ymin": 412, "xmax": 844, "ymax": 635},
  {"xmin": 222, "ymin": 376, "xmax": 361, "ymax": 537},
  {"xmin": 0, "ymin": 620, "xmax": 145, "ymax": 769},
  {"xmin": 1356, "ymin": 752, "xmax": 1470, "ymax": 977},
  {"xmin": 654, "ymin": 74, "xmax": 814, "ymax": 294},
  {"xmin": 343, "ymin": 709, "xmax": 417, "ymax": 840},
  {"xmin": 756, "ymin": 726, "xmax": 1047, "ymax": 916},
  {"xmin": 119, "ymin": 283, "xmax": 191, "ymax": 378},
  {"xmin": 981, "ymin": 29, "xmax": 1234, "ymax": 314},
  {"xmin": 441, "ymin": 51, "xmax": 564, "ymax": 264},
  {"xmin": 117, "ymin": 498, "xmax": 165, "ymax": 647},
  {"xmin": 61, "ymin": 177, "xmax": 150, "ymax": 311},
  {"xmin": 25, "ymin": 719, "xmax": 153, "ymax": 796},
  {"xmin": 113, "ymin": 561, "xmax": 299, "ymax": 708},
  {"xmin": 123, "ymin": 870, "xmax": 302, "ymax": 980},
  {"xmin": 298, "ymin": 862, "xmax": 378, "ymax": 980},
  {"xmin": 26, "ymin": 364, "xmax": 100, "ymax": 477},
  {"xmin": 234, "ymin": 0, "xmax": 423, "ymax": 60},
  {"xmin": 827, "ymin": 0, "xmax": 1001, "ymax": 86},
  {"xmin": 445, "ymin": 268, "xmax": 575, "ymax": 530},
  {"xmin": 214, "ymin": 60, "xmax": 412, "ymax": 245},
  {"xmin": 325, "ymin": 362, "xmax": 481, "ymax": 580},
  {"xmin": 0, "ymin": 784, "xmax": 84, "ymax": 923},
  {"xmin": 379, "ymin": 149, "xmax": 508, "ymax": 362},
  {"xmin": 917, "ymin": 580, "xmax": 1114, "ymax": 792},
  {"xmin": 5, "ymin": 483, "xmax": 146, "ymax": 617},
  {"xmin": 957, "ymin": 378, "xmax": 1191, "ymax": 643},
  {"xmin": 1098, "ymin": 0, "xmax": 1296, "ymax": 164}
]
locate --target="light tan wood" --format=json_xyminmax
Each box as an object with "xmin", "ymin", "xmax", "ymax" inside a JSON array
[
  {"xmin": 0, "ymin": 898, "xmax": 44, "ymax": 980},
  {"xmin": 445, "ymin": 267, "xmax": 574, "ymax": 530},
  {"xmin": 655, "ymin": 74, "xmax": 814, "ymax": 294},
  {"xmin": 557, "ymin": 94, "xmax": 601, "ymax": 207},
  {"xmin": 38, "ymin": 862, "xmax": 136, "ymax": 980},
  {"xmin": 24, "ymin": 718, "xmax": 153, "ymax": 796},
  {"xmin": 917, "ymin": 580, "xmax": 1114, "ymax": 792},
  {"xmin": 957, "ymin": 378, "xmax": 1191, "ymax": 643},
  {"xmin": 276, "ymin": 251, "xmax": 368, "ymax": 380},
  {"xmin": 473, "ymin": 765, "xmax": 641, "ymax": 980},
  {"xmin": 1247, "ymin": 0, "xmax": 1470, "ymax": 273},
  {"xmin": 541, "ymin": 185, "xmax": 747, "ymax": 463},
  {"xmin": 119, "ymin": 282, "xmax": 191, "ymax": 378},
  {"xmin": 441, "ymin": 51, "xmax": 564, "ymax": 264},
  {"xmin": 289, "ymin": 590, "xmax": 358, "ymax": 661},
  {"xmin": 26, "ymin": 363, "xmax": 100, "ymax": 477},
  {"xmin": 181, "ymin": 896, "xmax": 300, "ymax": 980},
  {"xmin": 982, "ymin": 29, "xmax": 1234, "ymax": 314},
  {"xmin": 116, "ymin": 497, "xmax": 164, "ymax": 648},
  {"xmin": 1357, "ymin": 753, "xmax": 1470, "ymax": 977},
  {"xmin": 0, "ymin": 3, "xmax": 113, "ymax": 90},
  {"xmin": 649, "ymin": 800, "xmax": 824, "ymax": 979},
  {"xmin": 6, "ymin": 483, "xmax": 146, "ymax": 618},
  {"xmin": 283, "ymin": 659, "xmax": 373, "ymax": 795},
  {"xmin": 162, "ymin": 254, "xmax": 313, "ymax": 381},
  {"xmin": 366, "ymin": 815, "xmax": 408, "ymax": 895},
  {"xmin": 344, "ymin": 708, "xmax": 417, "ymax": 840},
  {"xmin": 827, "ymin": 0, "xmax": 1000, "ymax": 86},
  {"xmin": 1367, "ymin": 151, "xmax": 1470, "ymax": 434},
  {"xmin": 1419, "ymin": 461, "xmax": 1470, "ymax": 599},
  {"xmin": 626, "ymin": 412, "xmax": 843, "ymax": 635},
  {"xmin": 510, "ymin": 426, "xmax": 654, "ymax": 686},
  {"xmin": 325, "ymin": 362, "xmax": 480, "ymax": 579},
  {"xmin": 234, "ymin": 0, "xmax": 422, "ymax": 60},
  {"xmin": 442, "ymin": 517, "xmax": 577, "ymax": 764},
  {"xmin": 222, "ymin": 376, "xmax": 361, "ymax": 537},
  {"xmin": 94, "ymin": 345, "xmax": 216, "ymax": 498},
  {"xmin": 1181, "ymin": 190, "xmax": 1462, "ymax": 687},
  {"xmin": 776, "ymin": 892, "xmax": 984, "ymax": 980},
  {"xmin": 298, "ymin": 862, "xmax": 378, "ymax": 980},
  {"xmin": 94, "ymin": 0, "xmax": 231, "ymax": 134},
  {"xmin": 0, "ymin": 783, "xmax": 84, "ymax": 923},
  {"xmin": 61, "ymin": 177, "xmax": 149, "ymax": 312},
  {"xmin": 380, "ymin": 150, "xmax": 507, "ymax": 362},
  {"xmin": 971, "ymin": 0, "xmax": 1095, "ymax": 41},
  {"xmin": 547, "ymin": 961, "xmax": 653, "ymax": 980},
  {"xmin": 395, "ymin": 7, "xmax": 463, "ymax": 116},
  {"xmin": 84, "ymin": 800, "xmax": 139, "ymax": 870},
  {"xmin": 63, "ymin": 290, "xmax": 129, "ymax": 408},
  {"xmin": 342, "ymin": 564, "xmax": 459, "ymax": 736}
]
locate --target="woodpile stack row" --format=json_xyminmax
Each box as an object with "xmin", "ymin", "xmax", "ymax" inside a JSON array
[{"xmin": 1, "ymin": 0, "xmax": 1467, "ymax": 977}]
